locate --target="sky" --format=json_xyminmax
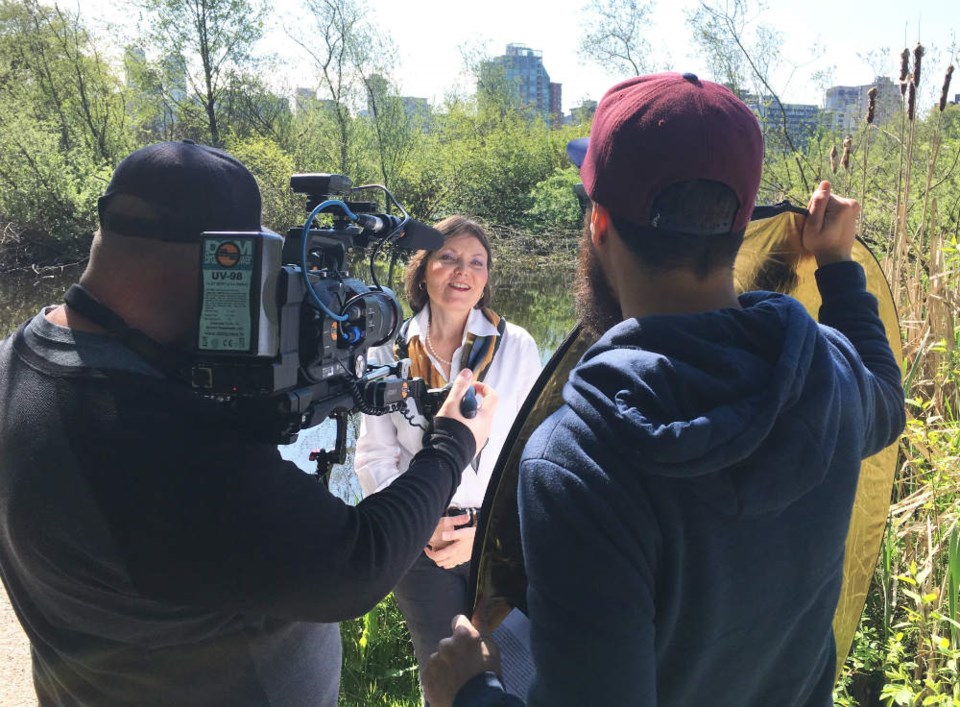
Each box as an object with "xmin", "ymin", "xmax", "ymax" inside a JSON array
[{"xmin": 74, "ymin": 0, "xmax": 958, "ymax": 113}]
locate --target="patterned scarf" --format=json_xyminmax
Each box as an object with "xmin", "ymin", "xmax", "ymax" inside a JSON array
[{"xmin": 404, "ymin": 308, "xmax": 505, "ymax": 388}]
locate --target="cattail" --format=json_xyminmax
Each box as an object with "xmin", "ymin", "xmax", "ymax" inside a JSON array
[
  {"xmin": 841, "ymin": 136, "xmax": 852, "ymax": 170},
  {"xmin": 912, "ymin": 43, "xmax": 925, "ymax": 87},
  {"xmin": 908, "ymin": 80, "xmax": 917, "ymax": 121},
  {"xmin": 940, "ymin": 65, "xmax": 955, "ymax": 112},
  {"xmin": 866, "ymin": 87, "xmax": 878, "ymax": 123},
  {"xmin": 899, "ymin": 48, "xmax": 910, "ymax": 97},
  {"xmin": 830, "ymin": 145, "xmax": 838, "ymax": 173}
]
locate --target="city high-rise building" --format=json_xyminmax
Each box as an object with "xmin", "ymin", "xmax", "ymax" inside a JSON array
[
  {"xmin": 481, "ymin": 44, "xmax": 561, "ymax": 123},
  {"xmin": 549, "ymin": 82, "xmax": 562, "ymax": 124},
  {"xmin": 824, "ymin": 77, "xmax": 900, "ymax": 133},
  {"xmin": 741, "ymin": 93, "xmax": 822, "ymax": 151}
]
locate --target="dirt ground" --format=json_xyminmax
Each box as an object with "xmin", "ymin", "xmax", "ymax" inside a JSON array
[{"xmin": 0, "ymin": 585, "xmax": 37, "ymax": 706}]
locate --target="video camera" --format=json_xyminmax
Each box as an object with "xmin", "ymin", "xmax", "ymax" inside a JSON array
[{"xmin": 189, "ymin": 173, "xmax": 449, "ymax": 475}]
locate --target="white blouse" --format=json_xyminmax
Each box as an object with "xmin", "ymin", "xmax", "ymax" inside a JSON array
[{"xmin": 354, "ymin": 304, "xmax": 543, "ymax": 509}]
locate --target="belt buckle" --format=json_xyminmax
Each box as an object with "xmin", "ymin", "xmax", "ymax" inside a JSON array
[{"xmin": 446, "ymin": 507, "xmax": 476, "ymax": 529}]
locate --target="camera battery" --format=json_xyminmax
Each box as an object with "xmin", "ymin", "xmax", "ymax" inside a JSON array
[{"xmin": 197, "ymin": 231, "xmax": 282, "ymax": 356}]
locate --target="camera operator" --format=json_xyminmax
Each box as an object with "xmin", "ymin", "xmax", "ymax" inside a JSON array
[{"xmin": 0, "ymin": 140, "xmax": 496, "ymax": 706}]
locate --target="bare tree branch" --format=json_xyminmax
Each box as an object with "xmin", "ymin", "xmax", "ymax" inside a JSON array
[{"xmin": 579, "ymin": 0, "xmax": 653, "ymax": 77}]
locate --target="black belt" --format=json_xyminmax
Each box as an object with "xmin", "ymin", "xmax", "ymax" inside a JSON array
[{"xmin": 444, "ymin": 507, "xmax": 479, "ymax": 528}]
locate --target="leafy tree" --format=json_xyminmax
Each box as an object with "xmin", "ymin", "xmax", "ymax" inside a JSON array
[
  {"xmin": 0, "ymin": 112, "xmax": 107, "ymax": 265},
  {"xmin": 526, "ymin": 166, "xmax": 584, "ymax": 233},
  {"xmin": 687, "ymin": 0, "xmax": 751, "ymax": 94},
  {"xmin": 0, "ymin": 0, "xmax": 124, "ymax": 266},
  {"xmin": 123, "ymin": 46, "xmax": 182, "ymax": 142},
  {"xmin": 578, "ymin": 0, "xmax": 654, "ymax": 77},
  {"xmin": 292, "ymin": 0, "xmax": 385, "ymax": 176},
  {"xmin": 472, "ymin": 50, "xmax": 525, "ymax": 120},
  {"xmin": 387, "ymin": 126, "xmax": 451, "ymax": 221},
  {"xmin": 361, "ymin": 73, "xmax": 422, "ymax": 190},
  {"xmin": 0, "ymin": 0, "xmax": 128, "ymax": 163},
  {"xmin": 687, "ymin": 0, "xmax": 812, "ymax": 194},
  {"xmin": 139, "ymin": 0, "xmax": 267, "ymax": 146},
  {"xmin": 430, "ymin": 95, "xmax": 555, "ymax": 226},
  {"xmin": 219, "ymin": 72, "xmax": 294, "ymax": 144},
  {"xmin": 225, "ymin": 136, "xmax": 303, "ymax": 233},
  {"xmin": 290, "ymin": 97, "xmax": 371, "ymax": 182}
]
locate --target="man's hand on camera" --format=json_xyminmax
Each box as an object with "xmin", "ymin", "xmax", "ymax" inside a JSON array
[
  {"xmin": 425, "ymin": 524, "xmax": 476, "ymax": 569},
  {"xmin": 802, "ymin": 180, "xmax": 860, "ymax": 267},
  {"xmin": 423, "ymin": 615, "xmax": 502, "ymax": 707},
  {"xmin": 435, "ymin": 369, "xmax": 498, "ymax": 455}
]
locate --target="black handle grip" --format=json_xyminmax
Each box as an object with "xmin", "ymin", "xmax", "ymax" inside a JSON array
[{"xmin": 460, "ymin": 386, "xmax": 479, "ymax": 419}]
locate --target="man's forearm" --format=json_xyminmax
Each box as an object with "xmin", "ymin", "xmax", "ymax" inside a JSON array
[{"xmin": 815, "ymin": 260, "xmax": 905, "ymax": 451}]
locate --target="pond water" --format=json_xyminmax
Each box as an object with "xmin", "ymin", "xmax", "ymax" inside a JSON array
[{"xmin": 0, "ymin": 260, "xmax": 577, "ymax": 500}]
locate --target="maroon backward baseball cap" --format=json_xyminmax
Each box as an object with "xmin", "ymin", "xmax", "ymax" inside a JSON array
[
  {"xmin": 572, "ymin": 72, "xmax": 764, "ymax": 235},
  {"xmin": 97, "ymin": 140, "xmax": 262, "ymax": 243}
]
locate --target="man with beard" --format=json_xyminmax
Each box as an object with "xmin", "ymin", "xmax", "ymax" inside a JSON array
[{"xmin": 422, "ymin": 73, "xmax": 905, "ymax": 706}]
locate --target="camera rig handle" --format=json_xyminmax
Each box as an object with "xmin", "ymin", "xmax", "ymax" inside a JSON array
[{"xmin": 309, "ymin": 410, "xmax": 349, "ymax": 485}]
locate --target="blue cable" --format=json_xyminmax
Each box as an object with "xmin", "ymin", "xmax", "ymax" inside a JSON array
[{"xmin": 300, "ymin": 199, "xmax": 358, "ymax": 322}]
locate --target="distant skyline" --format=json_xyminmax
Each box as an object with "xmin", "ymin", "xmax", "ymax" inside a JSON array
[{"xmin": 75, "ymin": 0, "xmax": 958, "ymax": 113}]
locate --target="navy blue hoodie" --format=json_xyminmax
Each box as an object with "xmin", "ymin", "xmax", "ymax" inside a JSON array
[{"xmin": 457, "ymin": 261, "xmax": 904, "ymax": 706}]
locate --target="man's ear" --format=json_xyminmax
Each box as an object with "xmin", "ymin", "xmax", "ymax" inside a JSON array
[{"xmin": 589, "ymin": 202, "xmax": 611, "ymax": 247}]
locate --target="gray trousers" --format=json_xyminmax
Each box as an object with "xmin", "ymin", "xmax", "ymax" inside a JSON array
[{"xmin": 393, "ymin": 551, "xmax": 471, "ymax": 700}]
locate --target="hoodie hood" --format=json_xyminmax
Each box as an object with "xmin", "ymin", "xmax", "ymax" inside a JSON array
[{"xmin": 564, "ymin": 292, "xmax": 840, "ymax": 517}]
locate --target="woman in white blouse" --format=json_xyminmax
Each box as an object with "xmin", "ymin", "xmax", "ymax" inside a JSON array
[{"xmin": 354, "ymin": 216, "xmax": 542, "ymax": 694}]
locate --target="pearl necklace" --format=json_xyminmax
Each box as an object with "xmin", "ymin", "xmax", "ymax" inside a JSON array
[{"xmin": 425, "ymin": 316, "xmax": 454, "ymax": 368}]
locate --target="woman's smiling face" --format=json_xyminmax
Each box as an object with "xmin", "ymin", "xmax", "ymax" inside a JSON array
[{"xmin": 424, "ymin": 233, "xmax": 489, "ymax": 316}]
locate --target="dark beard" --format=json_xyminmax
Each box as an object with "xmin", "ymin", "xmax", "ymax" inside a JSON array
[{"xmin": 574, "ymin": 226, "xmax": 622, "ymax": 338}]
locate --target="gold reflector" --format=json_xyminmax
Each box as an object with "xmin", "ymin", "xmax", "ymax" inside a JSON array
[{"xmin": 470, "ymin": 206, "xmax": 902, "ymax": 678}]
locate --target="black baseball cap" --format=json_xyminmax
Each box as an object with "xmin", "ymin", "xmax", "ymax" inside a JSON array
[{"xmin": 97, "ymin": 140, "xmax": 262, "ymax": 243}]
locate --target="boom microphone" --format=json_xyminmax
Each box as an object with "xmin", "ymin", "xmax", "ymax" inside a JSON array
[
  {"xmin": 355, "ymin": 214, "xmax": 443, "ymax": 251},
  {"xmin": 394, "ymin": 219, "xmax": 444, "ymax": 251},
  {"xmin": 355, "ymin": 213, "xmax": 402, "ymax": 233}
]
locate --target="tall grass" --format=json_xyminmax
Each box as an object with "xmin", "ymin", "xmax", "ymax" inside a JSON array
[
  {"xmin": 834, "ymin": 51, "xmax": 960, "ymax": 706},
  {"xmin": 339, "ymin": 594, "xmax": 420, "ymax": 706}
]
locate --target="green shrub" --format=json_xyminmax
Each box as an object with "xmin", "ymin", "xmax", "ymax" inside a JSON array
[
  {"xmin": 225, "ymin": 136, "xmax": 304, "ymax": 234},
  {"xmin": 526, "ymin": 165, "xmax": 583, "ymax": 233},
  {"xmin": 0, "ymin": 113, "xmax": 107, "ymax": 266}
]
